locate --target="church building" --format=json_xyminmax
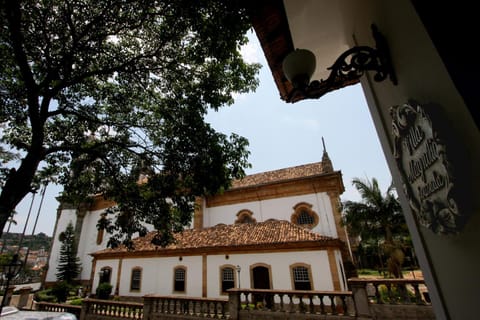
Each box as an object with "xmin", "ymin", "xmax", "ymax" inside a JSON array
[{"xmin": 45, "ymin": 146, "xmax": 351, "ymax": 299}]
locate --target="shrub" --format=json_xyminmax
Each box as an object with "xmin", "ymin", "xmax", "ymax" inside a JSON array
[
  {"xmin": 377, "ymin": 284, "xmax": 415, "ymax": 303},
  {"xmin": 51, "ymin": 281, "xmax": 72, "ymax": 303},
  {"xmin": 96, "ymin": 282, "xmax": 112, "ymax": 300},
  {"xmin": 34, "ymin": 289, "xmax": 56, "ymax": 303}
]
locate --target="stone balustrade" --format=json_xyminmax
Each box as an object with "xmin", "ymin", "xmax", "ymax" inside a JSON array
[
  {"xmin": 143, "ymin": 294, "xmax": 229, "ymax": 319},
  {"xmin": 228, "ymin": 288, "xmax": 356, "ymax": 319},
  {"xmin": 36, "ymin": 301, "xmax": 82, "ymax": 318},
  {"xmin": 348, "ymin": 278, "xmax": 434, "ymax": 320},
  {"xmin": 79, "ymin": 298, "xmax": 143, "ymax": 319},
  {"xmin": 35, "ymin": 278, "xmax": 433, "ymax": 320},
  {"xmin": 348, "ymin": 278, "xmax": 429, "ymax": 305}
]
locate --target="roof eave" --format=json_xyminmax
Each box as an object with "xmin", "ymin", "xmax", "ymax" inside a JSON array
[
  {"xmin": 90, "ymin": 238, "xmax": 344, "ymax": 260},
  {"xmin": 248, "ymin": 0, "xmax": 358, "ymax": 103}
]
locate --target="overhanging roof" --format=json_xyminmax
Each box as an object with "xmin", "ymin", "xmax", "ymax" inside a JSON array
[{"xmin": 248, "ymin": 0, "xmax": 360, "ymax": 103}]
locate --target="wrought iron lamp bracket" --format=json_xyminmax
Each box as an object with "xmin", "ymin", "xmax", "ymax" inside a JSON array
[{"xmin": 287, "ymin": 24, "xmax": 397, "ymax": 102}]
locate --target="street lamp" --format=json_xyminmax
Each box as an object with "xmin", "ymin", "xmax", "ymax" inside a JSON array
[
  {"xmin": 0, "ymin": 254, "xmax": 24, "ymax": 315},
  {"xmin": 236, "ymin": 265, "xmax": 241, "ymax": 289}
]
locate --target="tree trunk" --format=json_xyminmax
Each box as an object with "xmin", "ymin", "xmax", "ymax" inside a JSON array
[{"xmin": 0, "ymin": 151, "xmax": 42, "ymax": 237}]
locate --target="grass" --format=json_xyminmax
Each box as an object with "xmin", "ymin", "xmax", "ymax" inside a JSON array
[
  {"xmin": 357, "ymin": 268, "xmax": 423, "ymax": 278},
  {"xmin": 357, "ymin": 269, "xmax": 383, "ymax": 276}
]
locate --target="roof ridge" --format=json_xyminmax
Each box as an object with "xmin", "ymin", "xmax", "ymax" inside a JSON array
[{"xmin": 231, "ymin": 161, "xmax": 325, "ymax": 189}]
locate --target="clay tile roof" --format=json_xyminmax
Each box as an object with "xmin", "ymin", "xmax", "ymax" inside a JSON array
[
  {"xmin": 93, "ymin": 219, "xmax": 337, "ymax": 256},
  {"xmin": 231, "ymin": 162, "xmax": 324, "ymax": 189}
]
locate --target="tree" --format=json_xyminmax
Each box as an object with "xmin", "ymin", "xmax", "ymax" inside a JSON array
[
  {"xmin": 56, "ymin": 222, "xmax": 81, "ymax": 283},
  {"xmin": 341, "ymin": 177, "xmax": 410, "ymax": 278},
  {"xmin": 0, "ymin": 1, "xmax": 260, "ymax": 246}
]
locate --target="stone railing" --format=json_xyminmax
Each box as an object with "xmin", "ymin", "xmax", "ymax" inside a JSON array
[
  {"xmin": 37, "ymin": 279, "xmax": 433, "ymax": 320},
  {"xmin": 79, "ymin": 298, "xmax": 143, "ymax": 320},
  {"xmin": 143, "ymin": 294, "xmax": 229, "ymax": 319},
  {"xmin": 348, "ymin": 278, "xmax": 434, "ymax": 320},
  {"xmin": 350, "ymin": 278, "xmax": 428, "ymax": 304},
  {"xmin": 228, "ymin": 288, "xmax": 356, "ymax": 319},
  {"xmin": 36, "ymin": 301, "xmax": 82, "ymax": 318}
]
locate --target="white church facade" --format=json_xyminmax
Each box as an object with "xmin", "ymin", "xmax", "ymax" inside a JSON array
[{"xmin": 45, "ymin": 149, "xmax": 352, "ymax": 300}]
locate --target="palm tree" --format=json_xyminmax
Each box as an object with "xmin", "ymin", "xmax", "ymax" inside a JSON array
[
  {"xmin": 341, "ymin": 177, "xmax": 409, "ymax": 278},
  {"xmin": 5, "ymin": 211, "xmax": 17, "ymax": 233}
]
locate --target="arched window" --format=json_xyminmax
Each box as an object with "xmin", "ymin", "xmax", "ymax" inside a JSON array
[
  {"xmin": 130, "ymin": 267, "xmax": 142, "ymax": 291},
  {"xmin": 290, "ymin": 264, "xmax": 313, "ymax": 290},
  {"xmin": 99, "ymin": 267, "xmax": 111, "ymax": 284},
  {"xmin": 291, "ymin": 203, "xmax": 319, "ymax": 229},
  {"xmin": 174, "ymin": 267, "xmax": 186, "ymax": 292},
  {"xmin": 220, "ymin": 266, "xmax": 235, "ymax": 294},
  {"xmin": 235, "ymin": 209, "xmax": 256, "ymax": 224}
]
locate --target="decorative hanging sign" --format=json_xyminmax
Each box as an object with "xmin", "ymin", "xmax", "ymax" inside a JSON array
[{"xmin": 391, "ymin": 101, "xmax": 460, "ymax": 235}]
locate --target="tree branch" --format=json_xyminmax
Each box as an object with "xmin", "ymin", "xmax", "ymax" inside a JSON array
[{"xmin": 3, "ymin": 1, "xmax": 40, "ymax": 124}]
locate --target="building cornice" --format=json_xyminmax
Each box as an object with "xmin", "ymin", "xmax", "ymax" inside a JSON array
[{"xmin": 206, "ymin": 171, "xmax": 344, "ymax": 207}]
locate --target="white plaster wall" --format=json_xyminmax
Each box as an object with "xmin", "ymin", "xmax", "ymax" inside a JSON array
[
  {"xmin": 45, "ymin": 209, "xmax": 78, "ymax": 282},
  {"xmin": 204, "ymin": 201, "xmax": 262, "ymax": 227},
  {"xmin": 117, "ymin": 257, "xmax": 156, "ymax": 297},
  {"xmin": 105, "ymin": 256, "xmax": 203, "ymax": 297},
  {"xmin": 47, "ymin": 207, "xmax": 109, "ymax": 283},
  {"xmin": 206, "ymin": 251, "xmax": 333, "ymax": 299},
  {"xmin": 77, "ymin": 209, "xmax": 108, "ymax": 280},
  {"xmin": 92, "ymin": 250, "xmax": 336, "ymax": 298},
  {"xmin": 204, "ymin": 193, "xmax": 338, "ymax": 237},
  {"xmin": 51, "ymin": 206, "xmax": 157, "ymax": 282}
]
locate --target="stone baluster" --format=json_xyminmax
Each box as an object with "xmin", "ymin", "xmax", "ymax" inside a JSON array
[
  {"xmin": 349, "ymin": 280, "xmax": 372, "ymax": 318},
  {"xmin": 412, "ymin": 283, "xmax": 423, "ymax": 304},
  {"xmin": 228, "ymin": 289, "xmax": 240, "ymax": 320},
  {"xmin": 278, "ymin": 293, "xmax": 285, "ymax": 312},
  {"xmin": 329, "ymin": 294, "xmax": 337, "ymax": 314}
]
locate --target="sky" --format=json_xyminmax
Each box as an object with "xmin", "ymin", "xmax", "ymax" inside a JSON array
[{"xmin": 7, "ymin": 30, "xmax": 392, "ymax": 237}]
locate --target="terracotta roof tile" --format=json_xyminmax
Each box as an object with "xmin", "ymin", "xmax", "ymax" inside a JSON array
[
  {"xmin": 93, "ymin": 219, "xmax": 337, "ymax": 255},
  {"xmin": 231, "ymin": 162, "xmax": 324, "ymax": 189}
]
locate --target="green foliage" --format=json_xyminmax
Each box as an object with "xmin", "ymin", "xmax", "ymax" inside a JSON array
[
  {"xmin": 357, "ymin": 269, "xmax": 382, "ymax": 276},
  {"xmin": 34, "ymin": 289, "xmax": 57, "ymax": 303},
  {"xmin": 376, "ymin": 284, "xmax": 416, "ymax": 303},
  {"xmin": 0, "ymin": 252, "xmax": 14, "ymax": 266},
  {"xmin": 341, "ymin": 177, "xmax": 408, "ymax": 243},
  {"xmin": 96, "ymin": 282, "xmax": 113, "ymax": 300},
  {"xmin": 51, "ymin": 281, "xmax": 72, "ymax": 303},
  {"xmin": 0, "ymin": 232, "xmax": 52, "ymax": 252},
  {"xmin": 341, "ymin": 177, "xmax": 410, "ymax": 277},
  {"xmin": 0, "ymin": 0, "xmax": 259, "ymax": 247},
  {"xmin": 56, "ymin": 222, "xmax": 82, "ymax": 283},
  {"xmin": 68, "ymin": 298, "xmax": 83, "ymax": 306},
  {"xmin": 35, "ymin": 285, "xmax": 83, "ymax": 303}
]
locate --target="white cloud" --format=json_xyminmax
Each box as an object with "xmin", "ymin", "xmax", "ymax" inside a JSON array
[
  {"xmin": 240, "ymin": 31, "xmax": 262, "ymax": 64},
  {"xmin": 240, "ymin": 42, "xmax": 260, "ymax": 63}
]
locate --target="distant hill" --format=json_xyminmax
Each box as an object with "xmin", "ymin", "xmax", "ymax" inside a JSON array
[{"xmin": 0, "ymin": 232, "xmax": 52, "ymax": 251}]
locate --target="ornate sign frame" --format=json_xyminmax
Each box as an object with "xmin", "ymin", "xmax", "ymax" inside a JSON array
[{"xmin": 391, "ymin": 101, "xmax": 460, "ymax": 234}]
